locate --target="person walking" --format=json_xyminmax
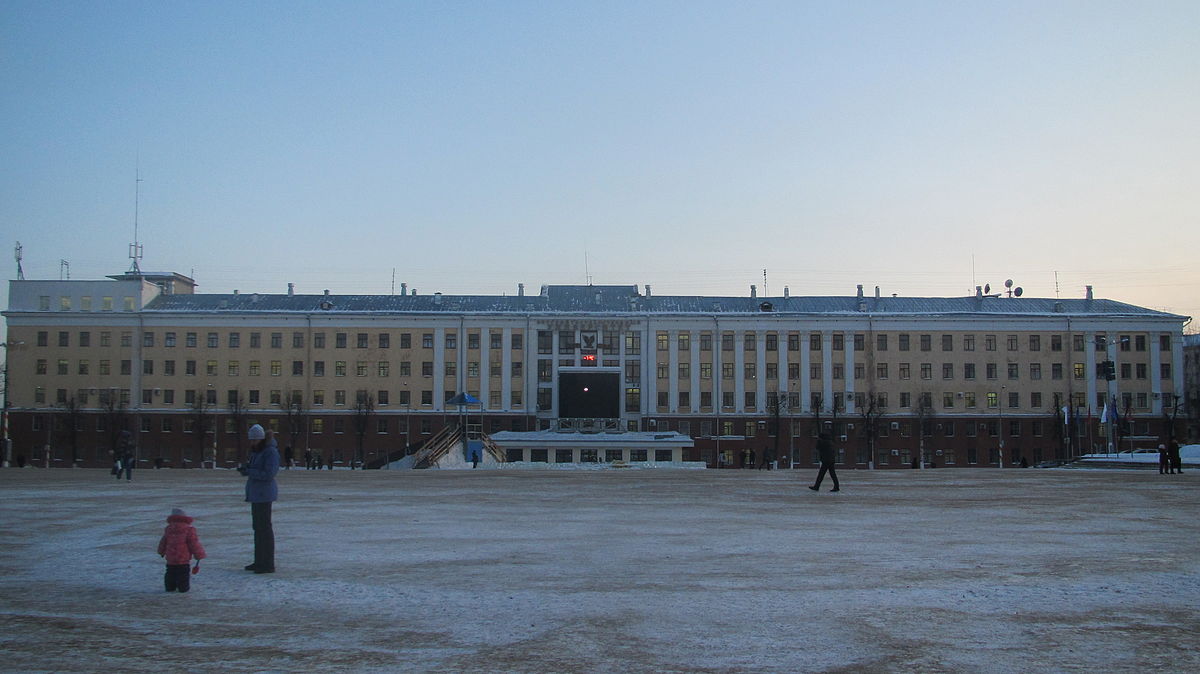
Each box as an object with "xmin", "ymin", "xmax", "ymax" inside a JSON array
[
  {"xmin": 116, "ymin": 430, "xmax": 134, "ymax": 481},
  {"xmin": 1168, "ymin": 439, "xmax": 1183, "ymax": 474},
  {"xmin": 808, "ymin": 433, "xmax": 840, "ymax": 492},
  {"xmin": 1159, "ymin": 444, "xmax": 1170, "ymax": 474},
  {"xmin": 157, "ymin": 507, "xmax": 206, "ymax": 593},
  {"xmin": 238, "ymin": 424, "xmax": 279, "ymax": 574}
]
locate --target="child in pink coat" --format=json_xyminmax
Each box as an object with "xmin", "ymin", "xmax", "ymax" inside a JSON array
[{"xmin": 157, "ymin": 508, "xmax": 207, "ymax": 592}]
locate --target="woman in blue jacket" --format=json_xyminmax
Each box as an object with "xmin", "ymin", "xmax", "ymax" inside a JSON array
[{"xmin": 239, "ymin": 424, "xmax": 279, "ymax": 573}]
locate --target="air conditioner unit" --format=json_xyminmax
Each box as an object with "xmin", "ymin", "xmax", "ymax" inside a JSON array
[
  {"xmin": 957, "ymin": 392, "xmax": 965, "ymax": 398},
  {"xmin": 890, "ymin": 422, "xmax": 899, "ymax": 430},
  {"xmin": 153, "ymin": 388, "xmax": 161, "ymax": 396},
  {"xmin": 891, "ymin": 449, "xmax": 900, "ymax": 456},
  {"xmin": 847, "ymin": 423, "xmax": 855, "ymax": 430}
]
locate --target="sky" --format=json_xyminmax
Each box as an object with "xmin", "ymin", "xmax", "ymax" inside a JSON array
[{"xmin": 1, "ymin": 0, "xmax": 1197, "ymax": 325}]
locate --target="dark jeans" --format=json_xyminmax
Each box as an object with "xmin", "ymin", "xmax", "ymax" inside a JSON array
[
  {"xmin": 813, "ymin": 462, "xmax": 839, "ymax": 490},
  {"xmin": 252, "ymin": 502, "xmax": 275, "ymax": 570},
  {"xmin": 164, "ymin": 564, "xmax": 191, "ymax": 592}
]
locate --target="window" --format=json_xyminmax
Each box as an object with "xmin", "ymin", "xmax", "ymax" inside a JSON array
[
  {"xmin": 270, "ymin": 332, "xmax": 283, "ymax": 348},
  {"xmin": 293, "ymin": 332, "xmax": 304, "ymax": 348},
  {"xmin": 1160, "ymin": 334, "xmax": 1171, "ymax": 350},
  {"xmin": 899, "ymin": 363, "xmax": 911, "ymax": 380},
  {"xmin": 963, "ymin": 363, "xmax": 976, "ymax": 380},
  {"xmin": 490, "ymin": 332, "xmax": 502, "ymax": 350},
  {"xmin": 832, "ymin": 334, "xmax": 844, "ymax": 350},
  {"xmin": 920, "ymin": 363, "xmax": 932, "ymax": 380},
  {"xmin": 121, "ymin": 331, "xmax": 132, "ymax": 347},
  {"xmin": 942, "ymin": 363, "xmax": 953, "ymax": 379},
  {"xmin": 292, "ymin": 361, "xmax": 304, "ymax": 376},
  {"xmin": 335, "ymin": 390, "xmax": 347, "ymax": 406},
  {"xmin": 59, "ymin": 296, "xmax": 71, "ymax": 311},
  {"xmin": 700, "ymin": 363, "xmax": 712, "ymax": 379},
  {"xmin": 877, "ymin": 363, "xmax": 888, "ymax": 379},
  {"xmin": 185, "ymin": 360, "xmax": 196, "ymax": 376},
  {"xmin": 1161, "ymin": 363, "xmax": 1172, "ymax": 379},
  {"xmin": 250, "ymin": 332, "xmax": 261, "ymax": 348},
  {"xmin": 57, "ymin": 359, "xmax": 69, "ymax": 375},
  {"xmin": 765, "ymin": 334, "xmax": 777, "ymax": 351},
  {"xmin": 920, "ymin": 334, "xmax": 931, "ymax": 351},
  {"xmin": 1052, "ymin": 363, "xmax": 1063, "ymax": 380},
  {"xmin": 1008, "ymin": 391, "xmax": 1020, "ymax": 408},
  {"xmin": 898, "ymin": 334, "xmax": 910, "ymax": 351},
  {"xmin": 338, "ymin": 333, "xmax": 349, "ymax": 348},
  {"xmin": 209, "ymin": 332, "xmax": 220, "ymax": 348},
  {"xmin": 987, "ymin": 392, "xmax": 998, "ymax": 408},
  {"xmin": 1031, "ymin": 392, "xmax": 1042, "ymax": 409},
  {"xmin": 657, "ymin": 333, "xmax": 669, "ymax": 351},
  {"xmin": 942, "ymin": 334, "xmax": 953, "ymax": 351},
  {"xmin": 378, "ymin": 390, "xmax": 389, "ymax": 406},
  {"xmin": 207, "ymin": 360, "xmax": 219, "ymax": 376},
  {"xmin": 143, "ymin": 332, "xmax": 155, "ymax": 347},
  {"xmin": 744, "ymin": 333, "xmax": 756, "ymax": 351},
  {"xmin": 358, "ymin": 333, "xmax": 369, "ymax": 349},
  {"xmin": 1029, "ymin": 335, "xmax": 1041, "ymax": 351},
  {"xmin": 963, "ymin": 335, "xmax": 975, "ymax": 351},
  {"xmin": 943, "ymin": 392, "xmax": 954, "ymax": 408},
  {"xmin": 832, "ymin": 364, "xmax": 843, "ymax": 380},
  {"xmin": 270, "ymin": 360, "xmax": 282, "ymax": 376},
  {"xmin": 877, "ymin": 334, "xmax": 888, "ymax": 351},
  {"xmin": 1007, "ymin": 335, "xmax": 1019, "ymax": 351},
  {"xmin": 1008, "ymin": 363, "xmax": 1019, "ymax": 380},
  {"xmin": 378, "ymin": 361, "xmax": 390, "ymax": 377},
  {"xmin": 964, "ymin": 392, "xmax": 976, "ymax": 408},
  {"xmin": 58, "ymin": 331, "xmax": 70, "ymax": 347},
  {"xmin": 1136, "ymin": 363, "xmax": 1147, "ymax": 380},
  {"xmin": 79, "ymin": 331, "xmax": 91, "ymax": 347},
  {"xmin": 336, "ymin": 361, "xmax": 348, "ymax": 377},
  {"xmin": 680, "ymin": 362, "xmax": 691, "ymax": 378},
  {"xmin": 986, "ymin": 363, "xmax": 997, "ymax": 380},
  {"xmin": 314, "ymin": 333, "xmax": 326, "ymax": 349},
  {"xmin": 722, "ymin": 363, "xmax": 734, "ymax": 380},
  {"xmin": 357, "ymin": 361, "xmax": 370, "ymax": 376},
  {"xmin": 1135, "ymin": 335, "xmax": 1146, "ymax": 351},
  {"xmin": 227, "ymin": 332, "xmax": 239, "ymax": 348},
  {"xmin": 446, "ymin": 333, "xmax": 458, "ymax": 350},
  {"xmin": 1073, "ymin": 334, "xmax": 1085, "ymax": 352},
  {"xmin": 1073, "ymin": 363, "xmax": 1085, "ymax": 379},
  {"xmin": 853, "ymin": 334, "xmax": 864, "ymax": 351},
  {"xmin": 810, "ymin": 333, "xmax": 821, "ymax": 350},
  {"xmin": 1051, "ymin": 334, "xmax": 1063, "ymax": 351},
  {"xmin": 745, "ymin": 363, "xmax": 756, "ymax": 379},
  {"xmin": 744, "ymin": 392, "xmax": 756, "ymax": 408}
]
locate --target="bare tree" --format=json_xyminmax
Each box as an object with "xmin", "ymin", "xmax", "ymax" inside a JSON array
[
  {"xmin": 765, "ymin": 391, "xmax": 790, "ymax": 468},
  {"xmin": 189, "ymin": 395, "xmax": 212, "ymax": 467},
  {"xmin": 227, "ymin": 389, "xmax": 248, "ymax": 461},
  {"xmin": 858, "ymin": 392, "xmax": 886, "ymax": 470},
  {"xmin": 283, "ymin": 389, "xmax": 306, "ymax": 460},
  {"xmin": 351, "ymin": 391, "xmax": 375, "ymax": 469},
  {"xmin": 101, "ymin": 390, "xmax": 129, "ymax": 460},
  {"xmin": 914, "ymin": 391, "xmax": 935, "ymax": 468},
  {"xmin": 60, "ymin": 395, "xmax": 84, "ymax": 466}
]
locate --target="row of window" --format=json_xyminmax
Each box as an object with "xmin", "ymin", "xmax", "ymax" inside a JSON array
[
  {"xmin": 646, "ymin": 361, "xmax": 1173, "ymax": 381},
  {"xmin": 35, "ymin": 330, "xmax": 525, "ymax": 350},
  {"xmin": 644, "ymin": 389, "xmax": 1173, "ymax": 412},
  {"xmin": 38, "ymin": 295, "xmax": 135, "ymax": 312},
  {"xmin": 644, "ymin": 332, "xmax": 1172, "ymax": 353},
  {"xmin": 38, "ymin": 387, "xmax": 525, "ymax": 408},
  {"xmin": 36, "ymin": 359, "xmax": 524, "ymax": 378}
]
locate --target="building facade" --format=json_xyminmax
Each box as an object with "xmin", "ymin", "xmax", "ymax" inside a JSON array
[{"xmin": 2, "ymin": 273, "xmax": 1189, "ymax": 469}]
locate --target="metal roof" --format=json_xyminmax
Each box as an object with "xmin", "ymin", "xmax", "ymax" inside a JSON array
[{"xmin": 142, "ymin": 285, "xmax": 1186, "ymax": 319}]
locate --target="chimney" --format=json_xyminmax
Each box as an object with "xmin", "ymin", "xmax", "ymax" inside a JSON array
[
  {"xmin": 875, "ymin": 286, "xmax": 880, "ymax": 299},
  {"xmin": 518, "ymin": 283, "xmax": 525, "ymax": 297},
  {"xmin": 750, "ymin": 285, "xmax": 756, "ymax": 298},
  {"xmin": 645, "ymin": 285, "xmax": 652, "ymax": 297},
  {"xmin": 594, "ymin": 291, "xmax": 602, "ymax": 305},
  {"xmin": 976, "ymin": 285, "xmax": 983, "ymax": 299},
  {"xmin": 856, "ymin": 284, "xmax": 864, "ymax": 299},
  {"xmin": 287, "ymin": 283, "xmax": 294, "ymax": 297},
  {"xmin": 434, "ymin": 292, "xmax": 442, "ymax": 305},
  {"xmin": 540, "ymin": 284, "xmax": 549, "ymax": 298},
  {"xmin": 783, "ymin": 286, "xmax": 790, "ymax": 299},
  {"xmin": 233, "ymin": 289, "xmax": 239, "ymax": 295},
  {"xmin": 1086, "ymin": 285, "xmax": 1093, "ymax": 300},
  {"xmin": 401, "ymin": 283, "xmax": 407, "ymax": 296},
  {"xmin": 411, "ymin": 288, "xmax": 417, "ymax": 296}
]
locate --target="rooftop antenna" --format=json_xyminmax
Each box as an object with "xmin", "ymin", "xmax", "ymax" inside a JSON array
[
  {"xmin": 584, "ymin": 250, "xmax": 592, "ymax": 286},
  {"xmin": 127, "ymin": 163, "xmax": 143, "ymax": 275},
  {"xmin": 1054, "ymin": 271, "xmax": 1060, "ymax": 299},
  {"xmin": 14, "ymin": 241, "xmax": 25, "ymax": 280},
  {"xmin": 763, "ymin": 269, "xmax": 768, "ymax": 296},
  {"xmin": 391, "ymin": 267, "xmax": 395, "ymax": 295},
  {"xmin": 60, "ymin": 259, "xmax": 70, "ymax": 280}
]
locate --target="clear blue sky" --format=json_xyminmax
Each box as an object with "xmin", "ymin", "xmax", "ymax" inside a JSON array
[{"xmin": 2, "ymin": 1, "xmax": 1197, "ymax": 324}]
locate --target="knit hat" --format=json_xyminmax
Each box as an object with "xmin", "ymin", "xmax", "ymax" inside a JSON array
[
  {"xmin": 248, "ymin": 424, "xmax": 266, "ymax": 441},
  {"xmin": 171, "ymin": 507, "xmax": 187, "ymax": 517}
]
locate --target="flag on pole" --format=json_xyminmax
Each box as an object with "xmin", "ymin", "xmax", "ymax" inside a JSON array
[{"xmin": 1100, "ymin": 403, "xmax": 1108, "ymax": 424}]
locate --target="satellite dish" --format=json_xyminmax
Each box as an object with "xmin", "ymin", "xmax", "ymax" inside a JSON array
[
  {"xmin": 1014, "ymin": 287, "xmax": 1023, "ymax": 297},
  {"xmin": 1004, "ymin": 279, "xmax": 1013, "ymax": 288},
  {"xmin": 983, "ymin": 283, "xmax": 991, "ymax": 294}
]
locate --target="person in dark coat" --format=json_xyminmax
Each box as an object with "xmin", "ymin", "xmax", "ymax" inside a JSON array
[
  {"xmin": 1159, "ymin": 444, "xmax": 1170, "ymax": 474},
  {"xmin": 238, "ymin": 424, "xmax": 279, "ymax": 573},
  {"xmin": 808, "ymin": 433, "xmax": 840, "ymax": 492},
  {"xmin": 1168, "ymin": 440, "xmax": 1183, "ymax": 474},
  {"xmin": 283, "ymin": 445, "xmax": 294, "ymax": 470},
  {"xmin": 116, "ymin": 430, "xmax": 134, "ymax": 481}
]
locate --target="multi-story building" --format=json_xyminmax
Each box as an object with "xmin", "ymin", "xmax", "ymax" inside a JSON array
[
  {"xmin": 2, "ymin": 271, "xmax": 1189, "ymax": 469},
  {"xmin": 1183, "ymin": 333, "xmax": 1200, "ymax": 443}
]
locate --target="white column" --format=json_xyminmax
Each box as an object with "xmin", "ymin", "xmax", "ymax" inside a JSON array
[
  {"xmin": 799, "ymin": 331, "xmax": 811, "ymax": 414},
  {"xmin": 756, "ymin": 331, "xmax": 767, "ymax": 414},
  {"xmin": 1150, "ymin": 333, "xmax": 1163, "ymax": 416},
  {"xmin": 690, "ymin": 330, "xmax": 701, "ymax": 413},
  {"xmin": 734, "ymin": 331, "xmax": 745, "ymax": 415},
  {"xmin": 822, "ymin": 330, "xmax": 833, "ymax": 413},
  {"xmin": 502, "ymin": 327, "xmax": 513, "ymax": 411},
  {"xmin": 1085, "ymin": 331, "xmax": 1097, "ymax": 414},
  {"xmin": 668, "ymin": 330, "xmax": 679, "ymax": 413},
  {"xmin": 844, "ymin": 333, "xmax": 856, "ymax": 414},
  {"xmin": 433, "ymin": 327, "xmax": 445, "ymax": 412}
]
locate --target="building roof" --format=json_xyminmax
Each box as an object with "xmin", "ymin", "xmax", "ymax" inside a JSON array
[{"xmin": 141, "ymin": 284, "xmax": 1186, "ymax": 319}]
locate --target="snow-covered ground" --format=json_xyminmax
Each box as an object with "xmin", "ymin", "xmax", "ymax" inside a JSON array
[{"xmin": 1, "ymin": 466, "xmax": 1196, "ymax": 672}]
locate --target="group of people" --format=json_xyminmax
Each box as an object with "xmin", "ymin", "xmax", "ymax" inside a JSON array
[
  {"xmin": 156, "ymin": 422, "xmax": 279, "ymax": 592},
  {"xmin": 1159, "ymin": 440, "xmax": 1184, "ymax": 474},
  {"xmin": 301, "ymin": 449, "xmax": 333, "ymax": 470}
]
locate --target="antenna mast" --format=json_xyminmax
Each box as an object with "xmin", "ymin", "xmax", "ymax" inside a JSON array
[
  {"xmin": 763, "ymin": 268, "xmax": 768, "ymax": 296},
  {"xmin": 584, "ymin": 250, "xmax": 591, "ymax": 285},
  {"xmin": 14, "ymin": 241, "xmax": 25, "ymax": 280},
  {"xmin": 60, "ymin": 259, "xmax": 70, "ymax": 280},
  {"xmin": 128, "ymin": 164, "xmax": 143, "ymax": 275}
]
